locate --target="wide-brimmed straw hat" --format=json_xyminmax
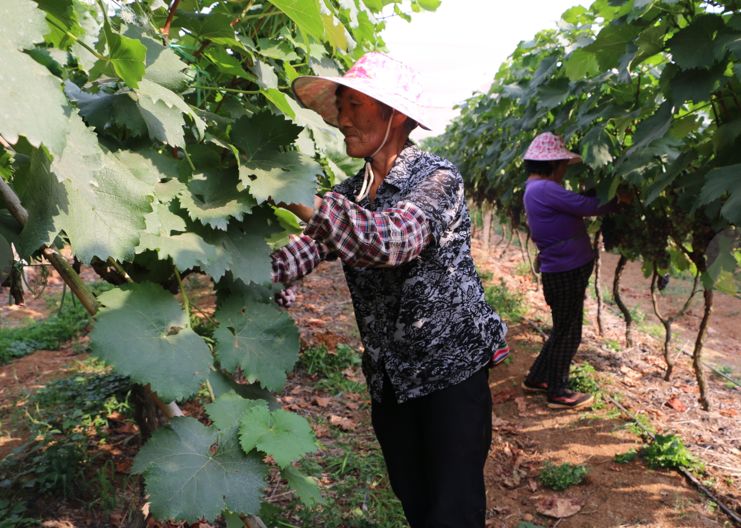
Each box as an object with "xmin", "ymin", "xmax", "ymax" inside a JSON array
[
  {"xmin": 523, "ymin": 132, "xmax": 582, "ymax": 164},
  {"xmin": 291, "ymin": 52, "xmax": 431, "ymax": 131}
]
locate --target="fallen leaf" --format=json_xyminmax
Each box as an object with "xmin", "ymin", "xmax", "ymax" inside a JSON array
[
  {"xmin": 492, "ymin": 388, "xmax": 517, "ymax": 404},
  {"xmin": 329, "ymin": 414, "xmax": 357, "ymax": 431},
  {"xmin": 527, "ymin": 479, "xmax": 539, "ymax": 492},
  {"xmin": 345, "ymin": 401, "xmax": 360, "ymax": 411},
  {"xmin": 719, "ymin": 408, "xmax": 738, "ymax": 417},
  {"xmin": 514, "ymin": 397, "xmax": 528, "ymax": 415},
  {"xmin": 533, "ymin": 495, "xmax": 583, "ymax": 518},
  {"xmin": 665, "ymin": 395, "xmax": 687, "ymax": 412},
  {"xmin": 314, "ymin": 396, "xmax": 331, "ymax": 408}
]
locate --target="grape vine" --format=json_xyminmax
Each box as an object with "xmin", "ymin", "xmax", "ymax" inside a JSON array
[
  {"xmin": 429, "ymin": 0, "xmax": 740, "ymax": 410},
  {"xmin": 0, "ymin": 0, "xmax": 437, "ymax": 523}
]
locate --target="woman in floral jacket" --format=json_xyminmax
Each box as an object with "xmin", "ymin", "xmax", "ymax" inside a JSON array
[{"xmin": 271, "ymin": 52, "xmax": 508, "ymax": 528}]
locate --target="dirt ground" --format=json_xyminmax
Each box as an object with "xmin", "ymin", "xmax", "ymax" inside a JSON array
[{"xmin": 0, "ymin": 238, "xmax": 739, "ymax": 527}]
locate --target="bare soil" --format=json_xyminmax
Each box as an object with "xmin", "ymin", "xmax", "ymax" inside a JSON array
[{"xmin": 0, "ymin": 237, "xmax": 738, "ymax": 527}]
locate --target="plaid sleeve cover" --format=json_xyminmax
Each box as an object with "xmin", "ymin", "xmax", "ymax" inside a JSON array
[
  {"xmin": 271, "ymin": 234, "xmax": 330, "ymax": 285},
  {"xmin": 303, "ymin": 191, "xmax": 431, "ymax": 268}
]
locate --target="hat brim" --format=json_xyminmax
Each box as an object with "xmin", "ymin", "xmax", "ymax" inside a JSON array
[{"xmin": 292, "ymin": 76, "xmax": 432, "ymax": 131}]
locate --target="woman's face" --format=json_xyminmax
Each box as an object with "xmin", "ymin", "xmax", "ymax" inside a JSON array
[{"xmin": 336, "ymin": 88, "xmax": 391, "ymax": 158}]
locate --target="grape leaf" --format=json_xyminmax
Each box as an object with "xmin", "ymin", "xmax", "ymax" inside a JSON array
[
  {"xmin": 214, "ymin": 291, "xmax": 299, "ymax": 391},
  {"xmin": 35, "ymin": 0, "xmax": 83, "ymax": 49},
  {"xmin": 239, "ymin": 151, "xmax": 321, "ymax": 207},
  {"xmin": 232, "ymin": 113, "xmax": 302, "ymax": 162},
  {"xmin": 238, "ymin": 401, "xmax": 317, "ymax": 467},
  {"xmin": 179, "ymin": 171, "xmax": 256, "ymax": 230},
  {"xmin": 626, "ymin": 102, "xmax": 673, "ymax": 156},
  {"xmin": 281, "ymin": 465, "xmax": 324, "ymax": 506},
  {"xmin": 103, "ymin": 26, "xmax": 147, "ymax": 90},
  {"xmin": 669, "ymin": 14, "xmax": 725, "ymax": 70},
  {"xmin": 128, "ymin": 27, "xmax": 191, "ymax": 90},
  {"xmin": 581, "ymin": 126, "xmax": 614, "ymax": 168},
  {"xmin": 197, "ymin": 213, "xmax": 276, "ymax": 285},
  {"xmin": 66, "ymin": 82, "xmax": 148, "ymax": 138},
  {"xmin": 0, "ymin": 0, "xmax": 48, "ymax": 50},
  {"xmin": 132, "ymin": 417, "xmax": 266, "ymax": 522},
  {"xmin": 51, "ymin": 114, "xmax": 153, "ymax": 262},
  {"xmin": 206, "ymin": 391, "xmax": 262, "ymax": 432},
  {"xmin": 91, "ymin": 283, "xmax": 212, "ymax": 402},
  {"xmin": 267, "ymin": 0, "xmax": 325, "ymax": 41},
  {"xmin": 175, "ymin": 11, "xmax": 240, "ymax": 46},
  {"xmin": 698, "ymin": 164, "xmax": 741, "ymax": 225},
  {"xmin": 0, "ymin": 50, "xmax": 70, "ymax": 156},
  {"xmin": 137, "ymin": 78, "xmax": 206, "ymax": 147},
  {"xmin": 563, "ymin": 48, "xmax": 600, "ymax": 81},
  {"xmin": 585, "ymin": 23, "xmax": 642, "ymax": 70},
  {"xmin": 136, "ymin": 202, "xmax": 220, "ymax": 271}
]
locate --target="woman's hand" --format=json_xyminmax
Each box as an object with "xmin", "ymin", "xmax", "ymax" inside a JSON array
[{"xmin": 279, "ymin": 195, "xmax": 324, "ymax": 223}]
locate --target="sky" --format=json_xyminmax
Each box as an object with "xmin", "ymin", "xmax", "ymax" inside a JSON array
[{"xmin": 381, "ymin": 0, "xmax": 592, "ymax": 139}]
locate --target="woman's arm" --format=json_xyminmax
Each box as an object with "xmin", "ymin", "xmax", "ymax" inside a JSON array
[{"xmin": 271, "ymin": 234, "xmax": 330, "ymax": 285}]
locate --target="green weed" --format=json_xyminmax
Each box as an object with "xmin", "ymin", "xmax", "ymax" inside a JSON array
[
  {"xmin": 538, "ymin": 462, "xmax": 588, "ymax": 491},
  {"xmin": 0, "ymin": 283, "xmax": 111, "ymax": 364},
  {"xmin": 614, "ymin": 449, "xmax": 639, "ymax": 464},
  {"xmin": 0, "ymin": 358, "xmax": 132, "ymax": 503},
  {"xmin": 299, "ymin": 344, "xmax": 364, "ymax": 395},
  {"xmin": 484, "ymin": 279, "xmax": 526, "ymax": 323},
  {"xmin": 604, "ymin": 339, "xmax": 622, "ymax": 352},
  {"xmin": 514, "ymin": 262, "xmax": 531, "ymax": 276},
  {"xmin": 476, "ymin": 267, "xmax": 494, "ymax": 283},
  {"xmin": 641, "ymin": 434, "xmax": 703, "ymax": 472},
  {"xmin": 270, "ymin": 438, "xmax": 406, "ymax": 528},
  {"xmin": 568, "ymin": 363, "xmax": 600, "ymax": 394},
  {"xmin": 0, "ymin": 499, "xmax": 36, "ymax": 528}
]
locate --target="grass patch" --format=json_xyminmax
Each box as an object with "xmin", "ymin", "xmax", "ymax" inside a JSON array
[
  {"xmin": 484, "ymin": 279, "xmax": 526, "ymax": 323},
  {"xmin": 624, "ymin": 412, "xmax": 656, "ymax": 438},
  {"xmin": 0, "ymin": 283, "xmax": 112, "ymax": 364},
  {"xmin": 268, "ymin": 437, "xmax": 406, "ymax": 527},
  {"xmin": 298, "ymin": 344, "xmax": 364, "ymax": 395},
  {"xmin": 614, "ymin": 449, "xmax": 639, "ymax": 464},
  {"xmin": 514, "ymin": 261, "xmax": 531, "ymax": 276},
  {"xmin": 568, "ymin": 362, "xmax": 600, "ymax": 394},
  {"xmin": 0, "ymin": 358, "xmax": 132, "ymax": 510},
  {"xmin": 604, "ymin": 338, "xmax": 621, "ymax": 352},
  {"xmin": 641, "ymin": 434, "xmax": 704, "ymax": 472},
  {"xmin": 538, "ymin": 462, "xmax": 588, "ymax": 491}
]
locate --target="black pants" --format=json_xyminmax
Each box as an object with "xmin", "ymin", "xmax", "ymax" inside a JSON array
[
  {"xmin": 371, "ymin": 367, "xmax": 492, "ymax": 528},
  {"xmin": 526, "ymin": 260, "xmax": 593, "ymax": 397}
]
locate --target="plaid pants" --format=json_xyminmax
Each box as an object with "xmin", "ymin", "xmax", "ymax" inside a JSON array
[{"xmin": 527, "ymin": 260, "xmax": 594, "ymax": 397}]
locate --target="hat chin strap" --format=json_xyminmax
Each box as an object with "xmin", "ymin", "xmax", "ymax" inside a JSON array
[{"xmin": 355, "ymin": 111, "xmax": 395, "ymax": 202}]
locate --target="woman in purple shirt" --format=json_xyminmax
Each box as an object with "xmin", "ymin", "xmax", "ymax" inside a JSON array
[{"xmin": 521, "ymin": 132, "xmax": 617, "ymax": 409}]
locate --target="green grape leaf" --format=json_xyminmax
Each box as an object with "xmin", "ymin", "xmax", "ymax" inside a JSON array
[
  {"xmin": 698, "ymin": 164, "xmax": 741, "ymax": 225},
  {"xmin": 12, "ymin": 148, "xmax": 65, "ymax": 256},
  {"xmin": 105, "ymin": 29, "xmax": 147, "ymax": 90},
  {"xmin": 206, "ymin": 391, "xmax": 262, "ymax": 432},
  {"xmin": 35, "ymin": 0, "xmax": 83, "ymax": 49},
  {"xmin": 136, "ymin": 78, "xmax": 206, "ymax": 147},
  {"xmin": 563, "ymin": 48, "xmax": 600, "ymax": 81},
  {"xmin": 50, "ymin": 114, "xmax": 153, "ymax": 262},
  {"xmin": 417, "ymin": 0, "xmax": 442, "ymax": 10},
  {"xmin": 214, "ymin": 292, "xmax": 299, "ymax": 391},
  {"xmin": 239, "ymin": 151, "xmax": 321, "ymax": 207},
  {"xmin": 627, "ymin": 102, "xmax": 673, "ymax": 155},
  {"xmin": 238, "ymin": 401, "xmax": 317, "ymax": 467},
  {"xmin": 175, "ymin": 11, "xmax": 240, "ymax": 46},
  {"xmin": 0, "ymin": 0, "xmax": 48, "ymax": 50},
  {"xmin": 91, "ymin": 283, "xmax": 212, "ymax": 402},
  {"xmin": 261, "ymin": 88, "xmax": 297, "ymax": 120},
  {"xmin": 585, "ymin": 23, "xmax": 642, "ymax": 70},
  {"xmin": 705, "ymin": 231, "xmax": 738, "ymax": 294},
  {"xmin": 204, "ymin": 48, "xmax": 257, "ymax": 82},
  {"xmin": 136, "ymin": 202, "xmax": 220, "ymax": 271},
  {"xmin": 321, "ymin": 13, "xmax": 348, "ymax": 51},
  {"xmin": 232, "ymin": 113, "xmax": 302, "ymax": 161},
  {"xmin": 668, "ymin": 14, "xmax": 725, "ymax": 70},
  {"xmin": 0, "ymin": 50, "xmax": 70, "ymax": 156},
  {"xmin": 66, "ymin": 82, "xmax": 148, "ymax": 138},
  {"xmin": 561, "ymin": 5, "xmax": 589, "ymax": 25},
  {"xmin": 267, "ymin": 0, "xmax": 325, "ymax": 41},
  {"xmin": 535, "ymin": 78, "xmax": 570, "ymax": 110},
  {"xmin": 197, "ymin": 212, "xmax": 276, "ymax": 285},
  {"xmin": 179, "ymin": 172, "xmax": 257, "ymax": 230},
  {"xmin": 128, "ymin": 27, "xmax": 191, "ymax": 90},
  {"xmin": 581, "ymin": 126, "xmax": 614, "ymax": 168},
  {"xmin": 207, "ymin": 368, "xmax": 279, "ymax": 409},
  {"xmin": 667, "ymin": 64, "xmax": 724, "ymax": 105},
  {"xmin": 132, "ymin": 417, "xmax": 266, "ymax": 522},
  {"xmin": 282, "ymin": 465, "xmax": 324, "ymax": 506}
]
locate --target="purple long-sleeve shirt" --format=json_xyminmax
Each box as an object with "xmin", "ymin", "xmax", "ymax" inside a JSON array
[{"xmin": 524, "ymin": 179, "xmax": 616, "ymax": 273}]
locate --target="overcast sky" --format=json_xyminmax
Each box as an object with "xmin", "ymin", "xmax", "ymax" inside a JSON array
[{"xmin": 381, "ymin": 0, "xmax": 592, "ymax": 139}]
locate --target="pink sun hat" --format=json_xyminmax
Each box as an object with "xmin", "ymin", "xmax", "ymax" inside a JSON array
[
  {"xmin": 523, "ymin": 132, "xmax": 582, "ymax": 164},
  {"xmin": 291, "ymin": 52, "xmax": 432, "ymax": 131}
]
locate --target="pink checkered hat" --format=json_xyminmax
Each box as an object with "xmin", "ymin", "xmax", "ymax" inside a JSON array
[
  {"xmin": 523, "ymin": 132, "xmax": 582, "ymax": 164},
  {"xmin": 291, "ymin": 52, "xmax": 431, "ymax": 130}
]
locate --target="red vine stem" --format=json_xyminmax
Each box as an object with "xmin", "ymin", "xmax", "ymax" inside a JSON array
[{"xmin": 161, "ymin": 0, "xmax": 181, "ymax": 40}]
